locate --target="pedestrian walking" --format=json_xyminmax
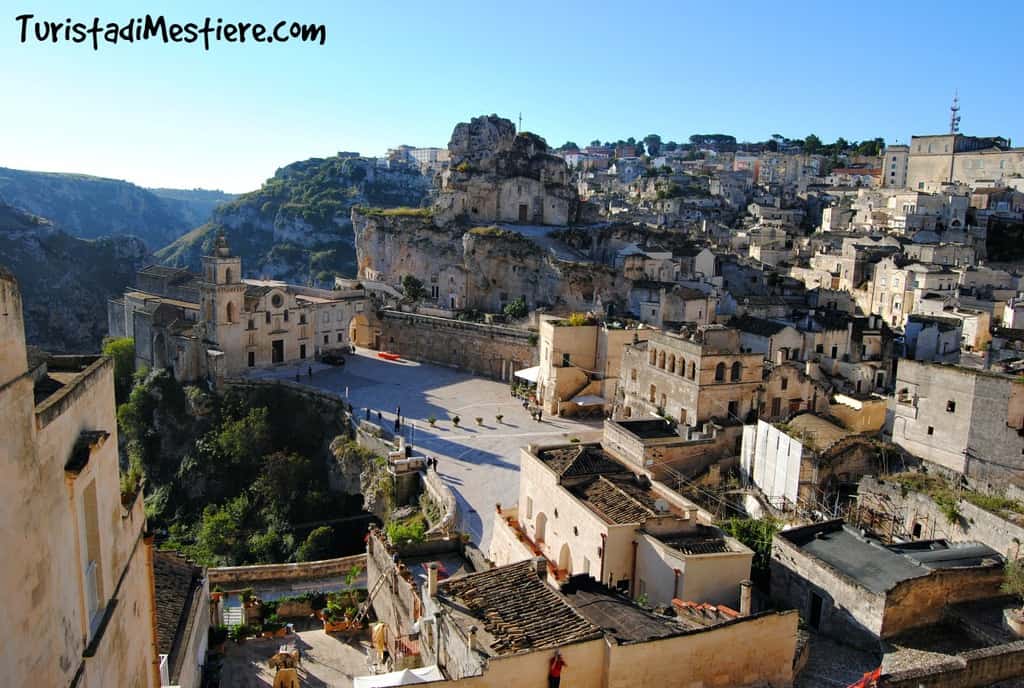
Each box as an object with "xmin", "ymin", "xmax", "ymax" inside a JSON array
[
  {"xmin": 548, "ymin": 650, "xmax": 566, "ymax": 688},
  {"xmin": 307, "ymin": 365, "xmax": 312, "ymax": 378}
]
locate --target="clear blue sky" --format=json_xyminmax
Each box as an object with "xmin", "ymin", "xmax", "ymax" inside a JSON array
[{"xmin": 2, "ymin": 0, "xmax": 1022, "ymax": 193}]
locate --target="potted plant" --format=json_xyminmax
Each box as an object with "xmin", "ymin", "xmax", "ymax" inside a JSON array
[
  {"xmin": 495, "ymin": 413, "xmax": 504, "ymax": 424},
  {"xmin": 475, "ymin": 417, "xmax": 483, "ymax": 426},
  {"xmin": 211, "ymin": 585, "xmax": 225, "ymax": 602},
  {"xmin": 427, "ymin": 415, "xmax": 437, "ymax": 427},
  {"xmin": 1003, "ymin": 558, "xmax": 1024, "ymax": 635},
  {"xmin": 208, "ymin": 625, "xmax": 229, "ymax": 653},
  {"xmin": 451, "ymin": 415, "xmax": 460, "ymax": 427}
]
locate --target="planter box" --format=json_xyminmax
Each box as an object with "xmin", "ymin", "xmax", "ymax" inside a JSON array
[
  {"xmin": 276, "ymin": 600, "xmax": 316, "ymax": 618},
  {"xmin": 261, "ymin": 627, "xmax": 289, "ymax": 639},
  {"xmin": 323, "ymin": 618, "xmax": 361, "ymax": 633}
]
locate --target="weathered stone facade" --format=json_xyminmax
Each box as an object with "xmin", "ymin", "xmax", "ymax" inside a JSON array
[
  {"xmin": 1, "ymin": 269, "xmax": 158, "ymax": 688},
  {"xmin": 616, "ymin": 325, "xmax": 764, "ymax": 427}
]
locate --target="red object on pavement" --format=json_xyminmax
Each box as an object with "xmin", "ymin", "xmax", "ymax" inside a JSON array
[
  {"xmin": 377, "ymin": 352, "xmax": 401, "ymax": 361},
  {"xmin": 847, "ymin": 668, "xmax": 881, "ymax": 688}
]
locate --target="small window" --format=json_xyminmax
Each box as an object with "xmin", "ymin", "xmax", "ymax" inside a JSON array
[
  {"xmin": 554, "ymin": 509, "xmax": 559, "ymax": 519},
  {"xmin": 323, "ymin": 335, "xmax": 329, "ymax": 345},
  {"xmin": 630, "ymin": 369, "xmax": 637, "ymax": 381},
  {"xmin": 337, "ymin": 333, "xmax": 343, "ymax": 342},
  {"xmin": 248, "ymin": 318, "xmax": 255, "ymax": 331},
  {"xmin": 562, "ymin": 353, "xmax": 571, "ymax": 367},
  {"xmin": 265, "ymin": 311, "xmax": 271, "ymax": 324},
  {"xmin": 927, "ymin": 426, "xmax": 934, "ymax": 435},
  {"xmin": 283, "ymin": 309, "xmax": 289, "ymax": 322},
  {"xmin": 526, "ymin": 496, "xmax": 533, "ymax": 520},
  {"xmin": 573, "ymin": 526, "xmax": 579, "ymax": 537},
  {"xmin": 946, "ymin": 400, "xmax": 956, "ymax": 413},
  {"xmin": 300, "ymin": 344, "xmax": 307, "ymax": 359},
  {"xmin": 781, "ymin": 377, "xmax": 788, "ymax": 391},
  {"xmin": 247, "ymin": 351, "xmax": 255, "ymax": 367}
]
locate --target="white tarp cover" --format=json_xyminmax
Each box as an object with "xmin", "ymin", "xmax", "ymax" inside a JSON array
[
  {"xmin": 514, "ymin": 365, "xmax": 541, "ymax": 383},
  {"xmin": 571, "ymin": 394, "xmax": 606, "ymax": 405},
  {"xmin": 353, "ymin": 666, "xmax": 445, "ymax": 687}
]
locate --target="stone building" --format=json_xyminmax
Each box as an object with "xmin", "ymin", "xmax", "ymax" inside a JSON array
[
  {"xmin": 110, "ymin": 235, "xmax": 372, "ymax": 383},
  {"xmin": 367, "ymin": 527, "xmax": 797, "ymax": 688},
  {"xmin": 153, "ymin": 551, "xmax": 209, "ymax": 688},
  {"xmin": 616, "ymin": 325, "xmax": 764, "ymax": 427},
  {"xmin": 531, "ymin": 315, "xmax": 637, "ymax": 415},
  {"xmin": 489, "ymin": 441, "xmax": 753, "ymax": 608},
  {"xmin": 771, "ymin": 520, "xmax": 1004, "ymax": 650},
  {"xmin": 889, "ymin": 360, "xmax": 1024, "ymax": 482},
  {"xmin": 434, "ymin": 115, "xmax": 579, "ymax": 227},
  {"xmin": 1, "ymin": 268, "xmax": 158, "ymax": 688},
  {"xmin": 905, "ymin": 133, "xmax": 1024, "ymax": 190}
]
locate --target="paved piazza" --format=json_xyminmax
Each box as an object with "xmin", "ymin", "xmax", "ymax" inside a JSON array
[{"xmin": 247, "ymin": 349, "xmax": 601, "ymax": 548}]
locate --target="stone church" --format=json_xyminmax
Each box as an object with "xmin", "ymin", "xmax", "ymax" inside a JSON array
[{"xmin": 109, "ymin": 235, "xmax": 373, "ymax": 383}]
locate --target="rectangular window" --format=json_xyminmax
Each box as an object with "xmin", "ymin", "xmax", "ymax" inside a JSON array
[
  {"xmin": 248, "ymin": 351, "xmax": 255, "ymax": 367},
  {"xmin": 300, "ymin": 344, "xmax": 306, "ymax": 359},
  {"xmin": 265, "ymin": 311, "xmax": 271, "ymax": 324},
  {"xmin": 526, "ymin": 496, "xmax": 533, "ymax": 520},
  {"xmin": 323, "ymin": 335, "xmax": 329, "ymax": 345},
  {"xmin": 337, "ymin": 333, "xmax": 343, "ymax": 342},
  {"xmin": 283, "ymin": 310, "xmax": 289, "ymax": 322},
  {"xmin": 946, "ymin": 400, "xmax": 956, "ymax": 413},
  {"xmin": 781, "ymin": 377, "xmax": 788, "ymax": 390},
  {"xmin": 562, "ymin": 353, "xmax": 571, "ymax": 367},
  {"xmin": 927, "ymin": 426, "xmax": 934, "ymax": 435}
]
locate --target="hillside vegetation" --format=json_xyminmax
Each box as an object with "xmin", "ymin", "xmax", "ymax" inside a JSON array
[
  {"xmin": 118, "ymin": 370, "xmax": 374, "ymax": 566},
  {"xmin": 155, "ymin": 156, "xmax": 430, "ymax": 285},
  {"xmin": 0, "ymin": 203, "xmax": 149, "ymax": 352},
  {"xmin": 0, "ymin": 166, "xmax": 229, "ymax": 249}
]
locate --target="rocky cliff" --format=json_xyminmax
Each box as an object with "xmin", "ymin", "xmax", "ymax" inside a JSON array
[
  {"xmin": 155, "ymin": 156, "xmax": 430, "ymax": 284},
  {"xmin": 0, "ymin": 166, "xmax": 229, "ymax": 249},
  {"xmin": 0, "ymin": 203, "xmax": 149, "ymax": 352}
]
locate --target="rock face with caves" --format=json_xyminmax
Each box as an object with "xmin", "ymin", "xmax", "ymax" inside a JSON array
[{"xmin": 353, "ymin": 115, "xmax": 624, "ymax": 313}]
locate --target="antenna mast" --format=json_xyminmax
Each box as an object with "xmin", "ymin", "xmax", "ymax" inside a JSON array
[{"xmin": 949, "ymin": 91, "xmax": 961, "ymax": 134}]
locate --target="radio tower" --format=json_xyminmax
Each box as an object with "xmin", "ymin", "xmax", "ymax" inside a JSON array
[{"xmin": 949, "ymin": 91, "xmax": 961, "ymax": 134}]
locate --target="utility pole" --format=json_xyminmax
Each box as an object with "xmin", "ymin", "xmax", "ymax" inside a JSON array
[{"xmin": 518, "ymin": 112, "xmax": 522, "ymax": 132}]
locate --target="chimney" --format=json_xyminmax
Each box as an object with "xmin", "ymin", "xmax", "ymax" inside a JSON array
[
  {"xmin": 427, "ymin": 562, "xmax": 439, "ymax": 598},
  {"xmin": 740, "ymin": 580, "xmax": 753, "ymax": 617},
  {"xmin": 534, "ymin": 556, "xmax": 548, "ymax": 581}
]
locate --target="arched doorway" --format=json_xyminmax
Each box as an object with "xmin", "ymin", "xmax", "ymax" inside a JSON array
[
  {"xmin": 348, "ymin": 313, "xmax": 371, "ymax": 348},
  {"xmin": 534, "ymin": 512, "xmax": 547, "ymax": 544},
  {"xmin": 153, "ymin": 332, "xmax": 167, "ymax": 369},
  {"xmin": 558, "ymin": 543, "xmax": 572, "ymax": 577}
]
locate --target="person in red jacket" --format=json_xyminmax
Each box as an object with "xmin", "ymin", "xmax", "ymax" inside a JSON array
[{"xmin": 548, "ymin": 649, "xmax": 567, "ymax": 688}]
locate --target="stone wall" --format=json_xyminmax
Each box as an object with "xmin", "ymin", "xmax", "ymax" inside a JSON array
[
  {"xmin": 208, "ymin": 554, "xmax": 367, "ymax": 586},
  {"xmin": 880, "ymin": 641, "xmax": 1024, "ymax": 688},
  {"xmin": 378, "ymin": 310, "xmax": 536, "ymax": 381},
  {"xmin": 857, "ymin": 475, "xmax": 1024, "ymax": 558}
]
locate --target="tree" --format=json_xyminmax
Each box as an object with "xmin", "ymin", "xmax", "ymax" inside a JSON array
[
  {"xmin": 643, "ymin": 134, "xmax": 662, "ymax": 156},
  {"xmin": 503, "ymin": 296, "xmax": 528, "ymax": 319},
  {"xmin": 559, "ymin": 141, "xmax": 579, "ymax": 152},
  {"xmin": 589, "ymin": 139, "xmax": 601, "ymax": 147},
  {"xmin": 102, "ymin": 337, "xmax": 135, "ymax": 404},
  {"xmin": 856, "ymin": 137, "xmax": 885, "ymax": 156},
  {"xmin": 663, "ymin": 141, "xmax": 678, "ymax": 152},
  {"xmin": 803, "ymin": 134, "xmax": 823, "ymax": 154},
  {"xmin": 765, "ymin": 139, "xmax": 779, "ymax": 152},
  {"xmin": 401, "ymin": 274, "xmax": 426, "ymax": 301},
  {"xmin": 296, "ymin": 526, "xmax": 335, "ymax": 562}
]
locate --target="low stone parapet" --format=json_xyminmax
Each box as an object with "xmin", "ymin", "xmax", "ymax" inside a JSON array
[{"xmin": 209, "ymin": 554, "xmax": 367, "ymax": 587}]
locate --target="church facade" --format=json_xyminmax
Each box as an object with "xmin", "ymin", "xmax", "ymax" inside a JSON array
[{"xmin": 109, "ymin": 235, "xmax": 375, "ymax": 383}]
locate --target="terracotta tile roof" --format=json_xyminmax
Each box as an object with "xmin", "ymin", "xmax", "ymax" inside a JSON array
[
  {"xmin": 536, "ymin": 445, "xmax": 623, "ymax": 479},
  {"xmin": 153, "ymin": 550, "xmax": 203, "ymax": 679},
  {"xmin": 438, "ymin": 561, "xmax": 601, "ymax": 654},
  {"xmin": 570, "ymin": 475, "xmax": 658, "ymax": 524},
  {"xmin": 656, "ymin": 526, "xmax": 731, "ymax": 555}
]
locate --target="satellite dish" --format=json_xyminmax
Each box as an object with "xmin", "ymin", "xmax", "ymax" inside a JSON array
[{"xmin": 654, "ymin": 499, "xmax": 670, "ymax": 513}]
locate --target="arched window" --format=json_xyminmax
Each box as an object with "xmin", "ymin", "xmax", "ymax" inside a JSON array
[
  {"xmin": 657, "ymin": 351, "xmax": 666, "ymax": 369},
  {"xmin": 225, "ymin": 267, "xmax": 233, "ymax": 284},
  {"xmin": 668, "ymin": 354, "xmax": 676, "ymax": 374},
  {"xmin": 715, "ymin": 362, "xmax": 726, "ymax": 382},
  {"xmin": 731, "ymin": 361, "xmax": 742, "ymax": 381},
  {"xmin": 649, "ymin": 349, "xmax": 657, "ymax": 365},
  {"xmin": 226, "ymin": 301, "xmax": 235, "ymax": 323},
  {"xmin": 689, "ymin": 362, "xmax": 696, "ymax": 380}
]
